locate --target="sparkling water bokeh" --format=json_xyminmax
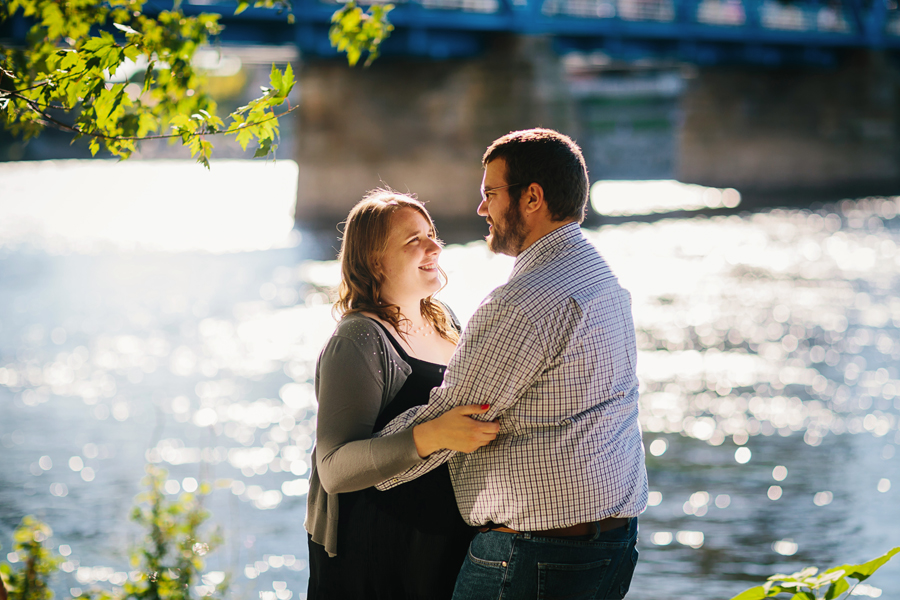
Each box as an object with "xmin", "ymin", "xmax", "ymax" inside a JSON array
[{"xmin": 1, "ymin": 162, "xmax": 898, "ymax": 600}]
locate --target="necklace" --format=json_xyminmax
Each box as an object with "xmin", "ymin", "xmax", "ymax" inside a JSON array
[{"xmin": 410, "ymin": 322, "xmax": 434, "ymax": 337}]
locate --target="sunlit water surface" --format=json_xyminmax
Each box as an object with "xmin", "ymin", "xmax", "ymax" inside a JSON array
[{"xmin": 1, "ymin": 161, "xmax": 898, "ymax": 600}]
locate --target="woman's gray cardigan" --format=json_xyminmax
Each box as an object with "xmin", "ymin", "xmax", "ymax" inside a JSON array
[{"xmin": 305, "ymin": 312, "xmax": 431, "ymax": 557}]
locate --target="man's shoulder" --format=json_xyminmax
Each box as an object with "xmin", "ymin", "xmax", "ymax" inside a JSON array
[{"xmin": 517, "ymin": 241, "xmax": 610, "ymax": 289}]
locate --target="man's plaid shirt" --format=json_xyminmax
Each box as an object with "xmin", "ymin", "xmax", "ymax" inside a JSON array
[{"xmin": 376, "ymin": 222, "xmax": 648, "ymax": 530}]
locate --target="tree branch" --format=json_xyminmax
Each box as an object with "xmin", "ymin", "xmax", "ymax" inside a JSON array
[{"xmin": 10, "ymin": 91, "xmax": 300, "ymax": 143}]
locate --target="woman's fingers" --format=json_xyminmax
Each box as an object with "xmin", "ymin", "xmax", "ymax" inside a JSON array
[
  {"xmin": 445, "ymin": 406, "xmax": 499, "ymax": 453},
  {"xmin": 454, "ymin": 403, "xmax": 491, "ymax": 416},
  {"xmin": 415, "ymin": 404, "xmax": 502, "ymax": 457}
]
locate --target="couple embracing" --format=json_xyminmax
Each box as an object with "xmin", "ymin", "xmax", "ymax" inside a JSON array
[{"xmin": 304, "ymin": 128, "xmax": 649, "ymax": 600}]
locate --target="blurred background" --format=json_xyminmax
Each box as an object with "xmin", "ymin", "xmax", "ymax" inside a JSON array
[{"xmin": 2, "ymin": 0, "xmax": 900, "ymax": 598}]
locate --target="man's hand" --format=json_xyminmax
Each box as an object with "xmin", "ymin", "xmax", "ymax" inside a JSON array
[{"xmin": 413, "ymin": 404, "xmax": 500, "ymax": 457}]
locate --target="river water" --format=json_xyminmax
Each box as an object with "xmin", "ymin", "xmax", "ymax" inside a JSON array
[{"xmin": 1, "ymin": 160, "xmax": 898, "ymax": 600}]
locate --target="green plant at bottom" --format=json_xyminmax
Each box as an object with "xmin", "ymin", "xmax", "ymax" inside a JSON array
[
  {"xmin": 731, "ymin": 546, "xmax": 899, "ymax": 600},
  {"xmin": 0, "ymin": 516, "xmax": 63, "ymax": 600},
  {"xmin": 77, "ymin": 465, "xmax": 228, "ymax": 600},
  {"xmin": 0, "ymin": 465, "xmax": 227, "ymax": 600}
]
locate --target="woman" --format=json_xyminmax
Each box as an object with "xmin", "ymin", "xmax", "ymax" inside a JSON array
[{"xmin": 305, "ymin": 190, "xmax": 500, "ymax": 599}]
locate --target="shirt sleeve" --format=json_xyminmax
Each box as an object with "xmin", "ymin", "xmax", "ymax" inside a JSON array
[
  {"xmin": 374, "ymin": 297, "xmax": 547, "ymax": 490},
  {"xmin": 314, "ymin": 334, "xmax": 424, "ymax": 494}
]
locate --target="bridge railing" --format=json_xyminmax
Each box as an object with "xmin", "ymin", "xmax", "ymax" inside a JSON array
[{"xmin": 297, "ymin": 0, "xmax": 900, "ymax": 46}]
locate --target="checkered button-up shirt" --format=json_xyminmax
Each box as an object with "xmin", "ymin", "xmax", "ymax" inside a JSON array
[{"xmin": 375, "ymin": 222, "xmax": 648, "ymax": 530}]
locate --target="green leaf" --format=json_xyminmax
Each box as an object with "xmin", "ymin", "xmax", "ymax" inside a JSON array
[
  {"xmin": 235, "ymin": 1, "xmax": 250, "ymax": 14},
  {"xmin": 169, "ymin": 114, "xmax": 192, "ymax": 129},
  {"xmin": 789, "ymin": 593, "xmax": 814, "ymax": 600},
  {"xmin": 830, "ymin": 547, "xmax": 900, "ymax": 583},
  {"xmin": 824, "ymin": 578, "xmax": 850, "ymax": 600},
  {"xmin": 137, "ymin": 112, "xmax": 159, "ymax": 137},
  {"xmin": 113, "ymin": 22, "xmax": 142, "ymax": 36},
  {"xmin": 234, "ymin": 123, "xmax": 254, "ymax": 151},
  {"xmin": 729, "ymin": 585, "xmax": 769, "ymax": 600},
  {"xmin": 282, "ymin": 63, "xmax": 295, "ymax": 93},
  {"xmin": 59, "ymin": 50, "xmax": 80, "ymax": 71},
  {"xmin": 82, "ymin": 38, "xmax": 106, "ymax": 53},
  {"xmin": 95, "ymin": 86, "xmax": 123, "ymax": 126},
  {"xmin": 142, "ymin": 61, "xmax": 155, "ymax": 94},
  {"xmin": 329, "ymin": 1, "xmax": 393, "ymax": 67},
  {"xmin": 253, "ymin": 136, "xmax": 273, "ymax": 158},
  {"xmin": 123, "ymin": 44, "xmax": 141, "ymax": 62},
  {"xmin": 269, "ymin": 63, "xmax": 283, "ymax": 95},
  {"xmin": 805, "ymin": 569, "xmax": 844, "ymax": 589}
]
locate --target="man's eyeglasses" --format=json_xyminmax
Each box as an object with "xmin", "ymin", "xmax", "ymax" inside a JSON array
[{"xmin": 480, "ymin": 183, "xmax": 524, "ymax": 203}]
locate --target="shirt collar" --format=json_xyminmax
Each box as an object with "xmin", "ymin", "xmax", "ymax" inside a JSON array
[{"xmin": 510, "ymin": 222, "xmax": 582, "ymax": 280}]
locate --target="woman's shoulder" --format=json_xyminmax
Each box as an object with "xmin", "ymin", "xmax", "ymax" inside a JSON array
[
  {"xmin": 328, "ymin": 313, "xmax": 387, "ymax": 347},
  {"xmin": 319, "ymin": 313, "xmax": 410, "ymax": 378}
]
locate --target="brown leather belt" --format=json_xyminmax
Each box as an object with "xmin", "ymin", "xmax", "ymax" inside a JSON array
[{"xmin": 477, "ymin": 517, "xmax": 630, "ymax": 538}]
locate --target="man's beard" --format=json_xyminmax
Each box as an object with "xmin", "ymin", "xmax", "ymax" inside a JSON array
[{"xmin": 487, "ymin": 196, "xmax": 528, "ymax": 256}]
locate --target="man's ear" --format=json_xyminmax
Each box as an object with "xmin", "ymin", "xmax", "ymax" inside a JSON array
[{"xmin": 521, "ymin": 182, "xmax": 545, "ymax": 216}]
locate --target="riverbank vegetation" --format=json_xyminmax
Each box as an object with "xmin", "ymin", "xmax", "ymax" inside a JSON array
[
  {"xmin": 1, "ymin": 466, "xmax": 895, "ymax": 600},
  {"xmin": 0, "ymin": 466, "xmax": 226, "ymax": 600}
]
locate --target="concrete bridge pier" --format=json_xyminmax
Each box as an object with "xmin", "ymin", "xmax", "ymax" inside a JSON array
[
  {"xmin": 679, "ymin": 51, "xmax": 900, "ymax": 204},
  {"xmin": 293, "ymin": 42, "xmax": 900, "ymax": 227},
  {"xmin": 292, "ymin": 36, "xmax": 578, "ymax": 229}
]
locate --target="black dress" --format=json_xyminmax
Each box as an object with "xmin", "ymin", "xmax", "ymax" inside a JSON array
[{"xmin": 307, "ymin": 323, "xmax": 476, "ymax": 600}]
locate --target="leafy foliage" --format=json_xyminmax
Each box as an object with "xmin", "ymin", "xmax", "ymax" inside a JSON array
[
  {"xmin": 730, "ymin": 547, "xmax": 900, "ymax": 600},
  {"xmin": 329, "ymin": 2, "xmax": 395, "ymax": 67},
  {"xmin": 111, "ymin": 465, "xmax": 227, "ymax": 600},
  {"xmin": 234, "ymin": 0, "xmax": 295, "ymax": 24},
  {"xmin": 0, "ymin": 517, "xmax": 62, "ymax": 600},
  {"xmin": 0, "ymin": 466, "xmax": 226, "ymax": 600},
  {"xmin": 0, "ymin": 0, "xmax": 392, "ymax": 166}
]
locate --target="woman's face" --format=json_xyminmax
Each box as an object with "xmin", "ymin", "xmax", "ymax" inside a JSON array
[{"xmin": 378, "ymin": 207, "xmax": 443, "ymax": 306}]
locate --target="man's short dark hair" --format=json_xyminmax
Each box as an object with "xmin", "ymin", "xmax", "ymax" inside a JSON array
[{"xmin": 482, "ymin": 128, "xmax": 589, "ymax": 223}]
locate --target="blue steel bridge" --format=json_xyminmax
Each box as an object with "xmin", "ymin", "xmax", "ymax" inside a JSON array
[
  {"xmin": 181, "ymin": 0, "xmax": 900, "ymax": 65},
  {"xmin": 2, "ymin": 0, "xmax": 899, "ymax": 65}
]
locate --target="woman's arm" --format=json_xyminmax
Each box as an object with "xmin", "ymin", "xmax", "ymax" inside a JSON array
[
  {"xmin": 315, "ymin": 335, "xmax": 423, "ymax": 494},
  {"xmin": 315, "ymin": 332, "xmax": 499, "ymax": 493}
]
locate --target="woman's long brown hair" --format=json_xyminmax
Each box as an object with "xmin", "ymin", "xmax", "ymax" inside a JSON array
[{"xmin": 334, "ymin": 189, "xmax": 459, "ymax": 344}]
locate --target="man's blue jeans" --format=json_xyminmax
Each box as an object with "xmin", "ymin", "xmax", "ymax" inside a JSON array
[{"xmin": 451, "ymin": 518, "xmax": 639, "ymax": 600}]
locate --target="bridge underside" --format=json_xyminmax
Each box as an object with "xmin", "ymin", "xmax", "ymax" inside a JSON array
[{"xmin": 291, "ymin": 39, "xmax": 900, "ymax": 223}]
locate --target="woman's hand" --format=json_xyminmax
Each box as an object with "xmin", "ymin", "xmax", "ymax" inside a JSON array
[{"xmin": 413, "ymin": 404, "xmax": 500, "ymax": 458}]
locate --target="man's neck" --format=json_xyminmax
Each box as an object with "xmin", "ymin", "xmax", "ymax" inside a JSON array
[{"xmin": 516, "ymin": 218, "xmax": 578, "ymax": 256}]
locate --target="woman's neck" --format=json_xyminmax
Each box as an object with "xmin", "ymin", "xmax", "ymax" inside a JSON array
[{"xmin": 383, "ymin": 296, "xmax": 427, "ymax": 331}]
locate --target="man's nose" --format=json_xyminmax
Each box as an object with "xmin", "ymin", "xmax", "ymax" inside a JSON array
[{"xmin": 477, "ymin": 198, "xmax": 488, "ymax": 217}]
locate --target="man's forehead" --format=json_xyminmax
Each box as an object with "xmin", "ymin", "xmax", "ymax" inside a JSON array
[{"xmin": 483, "ymin": 158, "xmax": 507, "ymax": 185}]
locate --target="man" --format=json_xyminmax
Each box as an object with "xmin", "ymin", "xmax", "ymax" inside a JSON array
[{"xmin": 377, "ymin": 128, "xmax": 648, "ymax": 599}]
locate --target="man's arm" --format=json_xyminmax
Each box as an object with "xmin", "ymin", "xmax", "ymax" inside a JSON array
[{"xmin": 375, "ymin": 297, "xmax": 547, "ymax": 489}]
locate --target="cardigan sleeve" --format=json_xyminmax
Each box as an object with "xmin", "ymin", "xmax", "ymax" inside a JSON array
[{"xmin": 314, "ymin": 333, "xmax": 424, "ymax": 494}]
